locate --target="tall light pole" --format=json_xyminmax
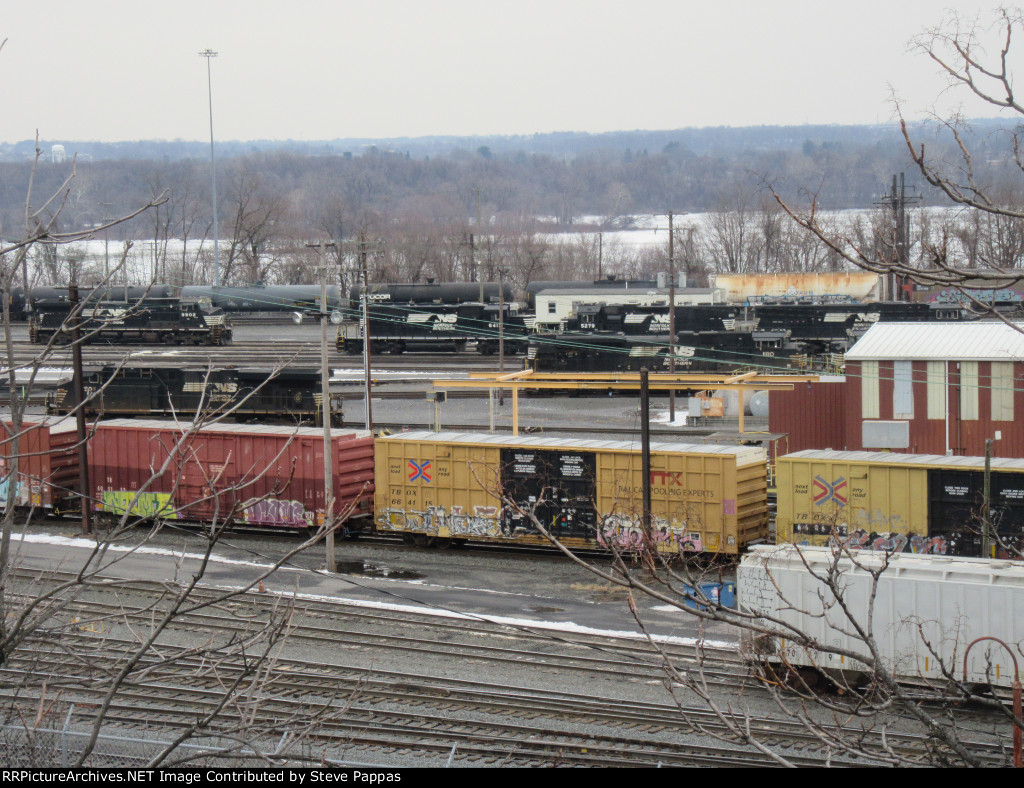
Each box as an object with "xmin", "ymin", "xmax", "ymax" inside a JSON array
[{"xmin": 199, "ymin": 49, "xmax": 221, "ymax": 287}]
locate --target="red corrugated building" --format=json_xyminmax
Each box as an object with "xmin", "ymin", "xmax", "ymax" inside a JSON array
[
  {"xmin": 772, "ymin": 322, "xmax": 1024, "ymax": 458},
  {"xmin": 768, "ymin": 376, "xmax": 848, "ymax": 454}
]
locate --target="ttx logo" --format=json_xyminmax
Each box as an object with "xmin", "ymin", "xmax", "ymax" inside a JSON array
[
  {"xmin": 813, "ymin": 475, "xmax": 847, "ymax": 507},
  {"xmin": 650, "ymin": 471, "xmax": 683, "ymax": 486},
  {"xmin": 408, "ymin": 460, "xmax": 432, "ymax": 482}
]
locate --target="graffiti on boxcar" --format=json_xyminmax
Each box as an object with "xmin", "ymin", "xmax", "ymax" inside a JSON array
[
  {"xmin": 241, "ymin": 497, "xmax": 306, "ymax": 527},
  {"xmin": 825, "ymin": 529, "xmax": 947, "ymax": 555},
  {"xmin": 0, "ymin": 474, "xmax": 12, "ymax": 509},
  {"xmin": 101, "ymin": 491, "xmax": 178, "ymax": 519},
  {"xmin": 597, "ymin": 514, "xmax": 704, "ymax": 552},
  {"xmin": 379, "ymin": 505, "xmax": 501, "ymax": 538},
  {"xmin": 380, "ymin": 507, "xmax": 426, "ymax": 532},
  {"xmin": 910, "ymin": 534, "xmax": 949, "ymax": 555},
  {"xmin": 857, "ymin": 508, "xmax": 907, "ymax": 530},
  {"xmin": 928, "ymin": 287, "xmax": 1024, "ymax": 304},
  {"xmin": 425, "ymin": 505, "xmax": 500, "ymax": 538}
]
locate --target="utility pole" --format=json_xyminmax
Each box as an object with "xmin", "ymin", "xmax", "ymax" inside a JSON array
[
  {"xmin": 498, "ymin": 267, "xmax": 507, "ymax": 407},
  {"xmin": 474, "ymin": 188, "xmax": 483, "ymax": 302},
  {"xmin": 101, "ymin": 203, "xmax": 113, "ymax": 283},
  {"xmin": 342, "ymin": 233, "xmax": 385, "ymax": 432},
  {"xmin": 668, "ymin": 211, "xmax": 677, "ymax": 424},
  {"xmin": 878, "ymin": 173, "xmax": 919, "ymax": 301},
  {"xmin": 68, "ymin": 282, "xmax": 91, "ymax": 537},
  {"xmin": 983, "ymin": 438, "xmax": 993, "ymax": 559},
  {"xmin": 359, "ymin": 231, "xmax": 374, "ymax": 431},
  {"xmin": 307, "ymin": 240, "xmax": 338, "ymax": 572},
  {"xmin": 640, "ymin": 368, "xmax": 651, "ymax": 534}
]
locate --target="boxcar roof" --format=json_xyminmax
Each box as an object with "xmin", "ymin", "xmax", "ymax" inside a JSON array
[
  {"xmin": 381, "ymin": 430, "xmax": 767, "ymax": 465},
  {"xmin": 15, "ymin": 416, "xmax": 80, "ymax": 434},
  {"xmin": 783, "ymin": 449, "xmax": 1024, "ymax": 471},
  {"xmin": 94, "ymin": 419, "xmax": 371, "ymax": 440},
  {"xmin": 744, "ymin": 544, "xmax": 1024, "ymax": 577},
  {"xmin": 846, "ymin": 321, "xmax": 1024, "ymax": 361}
]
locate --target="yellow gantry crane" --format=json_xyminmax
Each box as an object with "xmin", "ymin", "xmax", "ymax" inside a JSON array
[{"xmin": 433, "ymin": 369, "xmax": 820, "ymax": 436}]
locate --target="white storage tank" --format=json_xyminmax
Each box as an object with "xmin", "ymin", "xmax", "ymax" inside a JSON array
[
  {"xmin": 748, "ymin": 390, "xmax": 770, "ymax": 418},
  {"xmin": 712, "ymin": 389, "xmax": 765, "ymax": 417}
]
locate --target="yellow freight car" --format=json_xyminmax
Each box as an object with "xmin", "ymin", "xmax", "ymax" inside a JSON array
[
  {"xmin": 776, "ymin": 450, "xmax": 1024, "ymax": 557},
  {"xmin": 374, "ymin": 431, "xmax": 768, "ymax": 555}
]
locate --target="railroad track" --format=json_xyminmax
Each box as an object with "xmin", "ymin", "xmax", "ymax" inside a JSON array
[
  {"xmin": 5, "ymin": 571, "xmax": 1012, "ymax": 767},
  {"xmin": 8, "ymin": 568, "xmax": 746, "ymax": 683},
  {"xmin": 1, "ymin": 336, "xmax": 515, "ymax": 371},
  {"xmin": 0, "ymin": 633, "xmax": 935, "ymax": 768}
]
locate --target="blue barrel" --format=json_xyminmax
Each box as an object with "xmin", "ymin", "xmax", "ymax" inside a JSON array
[{"xmin": 682, "ymin": 581, "xmax": 736, "ymax": 610}]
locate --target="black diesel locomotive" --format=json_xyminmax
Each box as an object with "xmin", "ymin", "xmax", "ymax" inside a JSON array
[
  {"xmin": 29, "ymin": 296, "xmax": 231, "ymax": 346},
  {"xmin": 525, "ymin": 301, "xmax": 965, "ymax": 373},
  {"xmin": 332, "ymin": 293, "xmax": 966, "ymax": 371},
  {"xmin": 46, "ymin": 366, "xmax": 342, "ymax": 426},
  {"xmin": 15, "ymin": 278, "xmax": 968, "ymax": 373},
  {"xmin": 337, "ymin": 302, "xmax": 530, "ymax": 355},
  {"xmin": 527, "ymin": 330, "xmax": 800, "ymax": 373}
]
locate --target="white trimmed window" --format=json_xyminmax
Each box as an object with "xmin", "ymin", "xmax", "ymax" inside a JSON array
[
  {"xmin": 926, "ymin": 361, "xmax": 945, "ymax": 420},
  {"xmin": 991, "ymin": 361, "xmax": 1015, "ymax": 422},
  {"xmin": 861, "ymin": 360, "xmax": 880, "ymax": 419},
  {"xmin": 893, "ymin": 361, "xmax": 914, "ymax": 419},
  {"xmin": 960, "ymin": 361, "xmax": 979, "ymax": 421}
]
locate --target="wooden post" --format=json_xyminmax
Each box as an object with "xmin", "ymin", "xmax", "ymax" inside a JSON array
[
  {"xmin": 318, "ymin": 240, "xmax": 337, "ymax": 573},
  {"xmin": 360, "ymin": 232, "xmax": 373, "ymax": 432},
  {"xmin": 641, "ymin": 368, "xmax": 651, "ymax": 532},
  {"xmin": 68, "ymin": 284, "xmax": 91, "ymax": 536},
  {"xmin": 668, "ymin": 211, "xmax": 676, "ymax": 423}
]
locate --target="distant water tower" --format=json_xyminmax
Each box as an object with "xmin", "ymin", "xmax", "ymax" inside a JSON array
[{"xmin": 51, "ymin": 145, "xmax": 66, "ymax": 164}]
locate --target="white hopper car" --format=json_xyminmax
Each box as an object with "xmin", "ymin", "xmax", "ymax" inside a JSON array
[{"xmin": 738, "ymin": 545, "xmax": 1024, "ymax": 689}]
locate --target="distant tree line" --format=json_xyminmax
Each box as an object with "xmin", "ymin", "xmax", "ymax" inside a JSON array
[{"xmin": 4, "ymin": 119, "xmax": 1024, "ymax": 292}]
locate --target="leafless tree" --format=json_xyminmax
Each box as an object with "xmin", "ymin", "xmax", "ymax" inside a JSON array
[
  {"xmin": 222, "ymin": 165, "xmax": 295, "ymax": 284},
  {"xmin": 773, "ymin": 7, "xmax": 1024, "ymax": 302},
  {"xmin": 495, "ymin": 482, "xmax": 1021, "ymax": 766},
  {"xmin": 0, "ymin": 131, "xmax": 357, "ymax": 770},
  {"xmin": 441, "ymin": 412, "xmax": 1019, "ymax": 766}
]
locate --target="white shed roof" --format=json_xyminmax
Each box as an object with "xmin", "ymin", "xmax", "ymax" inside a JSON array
[{"xmin": 845, "ymin": 321, "xmax": 1024, "ymax": 361}]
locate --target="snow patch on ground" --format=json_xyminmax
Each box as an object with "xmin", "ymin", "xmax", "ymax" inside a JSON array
[
  {"xmin": 13, "ymin": 530, "xmax": 737, "ymax": 649},
  {"xmin": 652, "ymin": 409, "xmax": 688, "ymax": 426}
]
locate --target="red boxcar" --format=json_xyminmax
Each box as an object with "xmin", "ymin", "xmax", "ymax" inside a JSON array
[
  {"xmin": 0, "ymin": 417, "xmax": 81, "ymax": 516},
  {"xmin": 88, "ymin": 419, "xmax": 374, "ymax": 529}
]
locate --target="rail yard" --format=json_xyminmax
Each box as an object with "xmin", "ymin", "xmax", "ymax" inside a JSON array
[
  {"xmin": 6, "ymin": 535, "xmax": 1012, "ymax": 768},
  {"xmin": 10, "ymin": 2, "xmax": 1024, "ymax": 771},
  {"xmin": 2, "ymin": 273, "xmax": 1023, "ymax": 768}
]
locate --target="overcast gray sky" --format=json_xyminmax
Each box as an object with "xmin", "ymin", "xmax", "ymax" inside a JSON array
[{"xmin": 0, "ymin": 0, "xmax": 1009, "ymax": 144}]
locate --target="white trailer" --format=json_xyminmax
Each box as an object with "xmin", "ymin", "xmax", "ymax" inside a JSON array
[
  {"xmin": 531, "ymin": 287, "xmax": 726, "ymax": 329},
  {"xmin": 738, "ymin": 545, "xmax": 1024, "ymax": 688}
]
